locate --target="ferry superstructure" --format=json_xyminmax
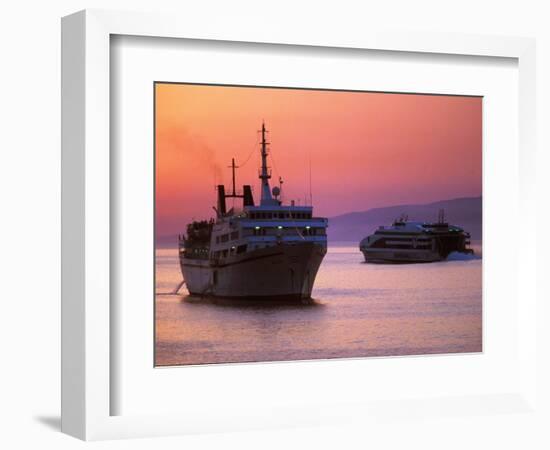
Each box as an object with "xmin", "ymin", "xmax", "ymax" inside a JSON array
[
  {"xmin": 178, "ymin": 123, "xmax": 328, "ymax": 300},
  {"xmin": 359, "ymin": 211, "xmax": 473, "ymax": 263}
]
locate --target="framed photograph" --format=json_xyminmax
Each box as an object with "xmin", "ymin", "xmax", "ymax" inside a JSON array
[
  {"xmin": 61, "ymin": 9, "xmax": 538, "ymax": 440},
  {"xmin": 154, "ymin": 82, "xmax": 483, "ymax": 367}
]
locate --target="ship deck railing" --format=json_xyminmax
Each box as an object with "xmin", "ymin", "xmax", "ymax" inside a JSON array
[
  {"xmin": 237, "ymin": 219, "xmax": 328, "ymax": 228},
  {"xmin": 244, "ymin": 235, "xmax": 327, "ymax": 244}
]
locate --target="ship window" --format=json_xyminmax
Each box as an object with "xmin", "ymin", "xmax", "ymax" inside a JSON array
[
  {"xmin": 213, "ymin": 271, "xmax": 218, "ymax": 285},
  {"xmin": 370, "ymin": 239, "xmax": 387, "ymax": 249},
  {"xmin": 236, "ymin": 244, "xmax": 247, "ymax": 254},
  {"xmin": 279, "ymin": 212, "xmax": 284, "ymax": 219},
  {"xmin": 230, "ymin": 231, "xmax": 239, "ymax": 240},
  {"xmin": 222, "ymin": 249, "xmax": 228, "ymax": 257},
  {"xmin": 215, "ymin": 236, "xmax": 220, "ymax": 244},
  {"xmin": 221, "ymin": 234, "xmax": 229, "ymax": 243}
]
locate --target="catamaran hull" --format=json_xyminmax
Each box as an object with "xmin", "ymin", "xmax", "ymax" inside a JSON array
[
  {"xmin": 361, "ymin": 248, "xmax": 443, "ymax": 264},
  {"xmin": 180, "ymin": 242, "xmax": 326, "ymax": 299}
]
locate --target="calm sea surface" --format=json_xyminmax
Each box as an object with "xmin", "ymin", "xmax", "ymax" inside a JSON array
[{"xmin": 155, "ymin": 243, "xmax": 482, "ymax": 366}]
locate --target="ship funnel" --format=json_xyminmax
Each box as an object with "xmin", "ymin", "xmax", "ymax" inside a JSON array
[
  {"xmin": 217, "ymin": 185, "xmax": 226, "ymax": 216},
  {"xmin": 243, "ymin": 185, "xmax": 254, "ymax": 207}
]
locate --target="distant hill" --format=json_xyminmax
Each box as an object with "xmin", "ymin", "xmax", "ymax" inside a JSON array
[
  {"xmin": 156, "ymin": 196, "xmax": 482, "ymax": 247},
  {"xmin": 327, "ymin": 196, "xmax": 482, "ymax": 242}
]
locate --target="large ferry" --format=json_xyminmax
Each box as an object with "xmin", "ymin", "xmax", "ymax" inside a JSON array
[
  {"xmin": 359, "ymin": 211, "xmax": 473, "ymax": 263},
  {"xmin": 178, "ymin": 123, "xmax": 328, "ymax": 300}
]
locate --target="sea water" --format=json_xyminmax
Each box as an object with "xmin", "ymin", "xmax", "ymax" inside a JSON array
[{"xmin": 155, "ymin": 243, "xmax": 482, "ymax": 366}]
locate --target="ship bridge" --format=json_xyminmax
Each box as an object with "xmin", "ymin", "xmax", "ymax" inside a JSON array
[
  {"xmin": 231, "ymin": 204, "xmax": 327, "ymax": 238},
  {"xmin": 245, "ymin": 205, "xmax": 313, "ymax": 220}
]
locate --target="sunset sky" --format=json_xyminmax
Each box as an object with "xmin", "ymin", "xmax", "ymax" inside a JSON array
[{"xmin": 155, "ymin": 83, "xmax": 481, "ymax": 237}]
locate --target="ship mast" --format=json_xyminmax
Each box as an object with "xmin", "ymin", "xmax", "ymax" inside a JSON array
[
  {"xmin": 259, "ymin": 122, "xmax": 277, "ymax": 206},
  {"xmin": 228, "ymin": 158, "xmax": 239, "ymax": 196}
]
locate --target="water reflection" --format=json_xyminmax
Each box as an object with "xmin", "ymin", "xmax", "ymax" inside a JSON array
[{"xmin": 181, "ymin": 294, "xmax": 327, "ymax": 310}]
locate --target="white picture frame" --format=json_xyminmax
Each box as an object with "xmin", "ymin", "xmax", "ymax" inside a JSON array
[{"xmin": 61, "ymin": 9, "xmax": 537, "ymax": 441}]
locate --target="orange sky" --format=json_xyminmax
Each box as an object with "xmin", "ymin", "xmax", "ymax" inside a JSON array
[{"xmin": 155, "ymin": 83, "xmax": 481, "ymax": 237}]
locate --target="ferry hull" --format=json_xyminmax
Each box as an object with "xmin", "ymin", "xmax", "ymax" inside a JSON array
[
  {"xmin": 361, "ymin": 248, "xmax": 443, "ymax": 264},
  {"xmin": 180, "ymin": 242, "xmax": 326, "ymax": 299}
]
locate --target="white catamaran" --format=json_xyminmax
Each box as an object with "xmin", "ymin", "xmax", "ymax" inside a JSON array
[{"xmin": 359, "ymin": 211, "xmax": 473, "ymax": 263}]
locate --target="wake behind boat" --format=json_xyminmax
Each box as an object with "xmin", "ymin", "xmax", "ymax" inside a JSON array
[{"xmin": 178, "ymin": 123, "xmax": 328, "ymax": 300}]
